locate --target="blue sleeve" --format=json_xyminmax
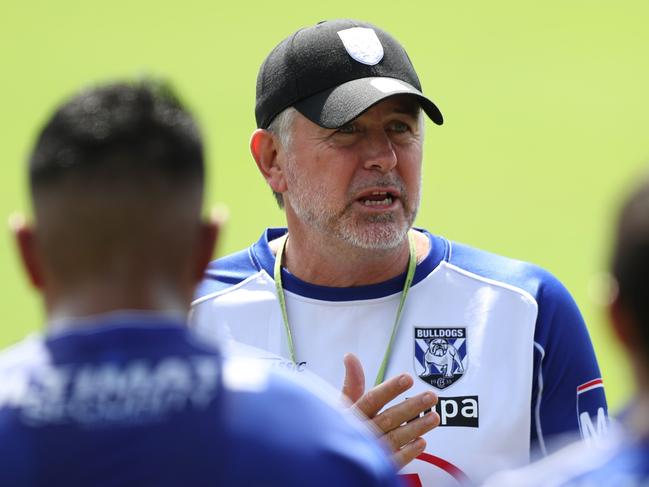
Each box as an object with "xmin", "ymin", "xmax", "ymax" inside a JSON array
[{"xmin": 531, "ymin": 272, "xmax": 608, "ymax": 454}]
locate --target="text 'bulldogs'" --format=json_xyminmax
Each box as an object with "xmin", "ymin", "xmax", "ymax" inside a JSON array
[{"xmin": 416, "ymin": 328, "xmax": 465, "ymax": 339}]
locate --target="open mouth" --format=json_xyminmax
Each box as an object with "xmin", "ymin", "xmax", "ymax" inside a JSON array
[{"xmin": 359, "ymin": 191, "xmax": 397, "ymax": 207}]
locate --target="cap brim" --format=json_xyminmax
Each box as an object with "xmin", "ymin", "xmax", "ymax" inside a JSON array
[{"xmin": 294, "ymin": 76, "xmax": 443, "ymax": 129}]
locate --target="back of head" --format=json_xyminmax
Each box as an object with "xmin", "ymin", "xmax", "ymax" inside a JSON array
[
  {"xmin": 29, "ymin": 80, "xmax": 204, "ymax": 290},
  {"xmin": 611, "ymin": 176, "xmax": 649, "ymax": 350}
]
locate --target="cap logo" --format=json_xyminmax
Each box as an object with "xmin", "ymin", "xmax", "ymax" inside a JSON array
[{"xmin": 337, "ymin": 27, "xmax": 384, "ymax": 66}]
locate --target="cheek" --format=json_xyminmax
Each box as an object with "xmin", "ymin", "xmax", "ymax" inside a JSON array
[
  {"xmin": 315, "ymin": 153, "xmax": 357, "ymax": 189},
  {"xmin": 289, "ymin": 157, "xmax": 349, "ymax": 203},
  {"xmin": 399, "ymin": 154, "xmax": 423, "ymax": 190}
]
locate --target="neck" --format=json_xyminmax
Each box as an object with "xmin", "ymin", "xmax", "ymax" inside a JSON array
[
  {"xmin": 271, "ymin": 226, "xmax": 429, "ymax": 287},
  {"xmin": 44, "ymin": 279, "xmax": 190, "ymax": 326}
]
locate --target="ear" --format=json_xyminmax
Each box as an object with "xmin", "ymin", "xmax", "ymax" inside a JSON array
[
  {"xmin": 609, "ymin": 296, "xmax": 638, "ymax": 353},
  {"xmin": 250, "ymin": 129, "xmax": 288, "ymax": 194},
  {"xmin": 192, "ymin": 212, "xmax": 221, "ymax": 283},
  {"xmin": 10, "ymin": 214, "xmax": 44, "ymax": 290}
]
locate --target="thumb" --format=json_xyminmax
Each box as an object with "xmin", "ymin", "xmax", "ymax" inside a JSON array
[{"xmin": 341, "ymin": 353, "xmax": 365, "ymax": 404}]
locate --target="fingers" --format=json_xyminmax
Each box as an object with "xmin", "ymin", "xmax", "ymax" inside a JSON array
[
  {"xmin": 353, "ymin": 373, "xmax": 414, "ymax": 419},
  {"xmin": 341, "ymin": 353, "xmax": 365, "ymax": 404},
  {"xmin": 392, "ymin": 437, "xmax": 427, "ymax": 470},
  {"xmin": 382, "ymin": 409, "xmax": 439, "ymax": 452},
  {"xmin": 348, "ymin": 369, "xmax": 439, "ymax": 470},
  {"xmin": 378, "ymin": 393, "xmax": 439, "ymax": 469},
  {"xmin": 373, "ymin": 391, "xmax": 437, "ymax": 436}
]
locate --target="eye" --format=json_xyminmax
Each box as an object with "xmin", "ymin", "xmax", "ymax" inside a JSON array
[
  {"xmin": 336, "ymin": 123, "xmax": 357, "ymax": 135},
  {"xmin": 389, "ymin": 120, "xmax": 412, "ymax": 133}
]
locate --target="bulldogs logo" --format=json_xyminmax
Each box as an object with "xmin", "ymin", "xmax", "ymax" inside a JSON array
[{"xmin": 414, "ymin": 327, "xmax": 467, "ymax": 389}]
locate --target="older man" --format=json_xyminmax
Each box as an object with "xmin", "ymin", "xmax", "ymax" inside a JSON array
[
  {"xmin": 0, "ymin": 80, "xmax": 401, "ymax": 487},
  {"xmin": 192, "ymin": 19, "xmax": 607, "ymax": 486}
]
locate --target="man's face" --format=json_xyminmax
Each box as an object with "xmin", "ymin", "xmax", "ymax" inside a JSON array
[{"xmin": 282, "ymin": 95, "xmax": 424, "ymax": 250}]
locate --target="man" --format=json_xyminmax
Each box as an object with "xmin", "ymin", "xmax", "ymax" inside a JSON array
[
  {"xmin": 191, "ymin": 19, "xmax": 608, "ymax": 486},
  {"xmin": 483, "ymin": 176, "xmax": 649, "ymax": 486},
  {"xmin": 0, "ymin": 80, "xmax": 402, "ymax": 486}
]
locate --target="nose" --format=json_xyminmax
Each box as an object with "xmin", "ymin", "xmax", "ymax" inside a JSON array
[{"xmin": 361, "ymin": 130, "xmax": 398, "ymax": 173}]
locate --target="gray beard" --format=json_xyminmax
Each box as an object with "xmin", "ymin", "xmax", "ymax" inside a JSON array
[{"xmin": 285, "ymin": 160, "xmax": 419, "ymax": 250}]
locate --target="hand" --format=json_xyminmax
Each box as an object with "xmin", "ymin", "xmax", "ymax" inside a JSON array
[{"xmin": 341, "ymin": 353, "xmax": 440, "ymax": 468}]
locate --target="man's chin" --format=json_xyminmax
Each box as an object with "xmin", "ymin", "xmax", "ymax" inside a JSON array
[{"xmin": 337, "ymin": 221, "xmax": 410, "ymax": 251}]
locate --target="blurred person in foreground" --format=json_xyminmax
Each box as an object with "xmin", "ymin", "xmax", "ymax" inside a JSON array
[
  {"xmin": 484, "ymin": 176, "xmax": 649, "ymax": 486},
  {"xmin": 191, "ymin": 18, "xmax": 607, "ymax": 486},
  {"xmin": 0, "ymin": 80, "xmax": 402, "ymax": 487}
]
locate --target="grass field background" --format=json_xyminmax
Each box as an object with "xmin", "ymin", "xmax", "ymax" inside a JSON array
[{"xmin": 2, "ymin": 1, "xmax": 648, "ymax": 412}]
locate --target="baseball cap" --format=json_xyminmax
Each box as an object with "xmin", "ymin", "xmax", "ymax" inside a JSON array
[{"xmin": 255, "ymin": 19, "xmax": 443, "ymax": 129}]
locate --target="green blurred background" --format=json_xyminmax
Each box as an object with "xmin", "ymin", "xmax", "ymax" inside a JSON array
[{"xmin": 2, "ymin": 1, "xmax": 648, "ymax": 412}]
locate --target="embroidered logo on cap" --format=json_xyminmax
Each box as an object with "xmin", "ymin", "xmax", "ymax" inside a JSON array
[{"xmin": 337, "ymin": 27, "xmax": 384, "ymax": 66}]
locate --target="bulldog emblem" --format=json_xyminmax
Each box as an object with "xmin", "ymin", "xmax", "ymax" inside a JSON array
[{"xmin": 414, "ymin": 327, "xmax": 468, "ymax": 390}]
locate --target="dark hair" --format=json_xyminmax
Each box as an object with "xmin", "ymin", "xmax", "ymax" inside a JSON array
[
  {"xmin": 28, "ymin": 80, "xmax": 206, "ymax": 284},
  {"xmin": 612, "ymin": 177, "xmax": 649, "ymax": 340},
  {"xmin": 30, "ymin": 80, "xmax": 203, "ymax": 193}
]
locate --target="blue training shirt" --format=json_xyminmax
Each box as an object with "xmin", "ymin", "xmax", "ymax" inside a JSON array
[{"xmin": 0, "ymin": 312, "xmax": 401, "ymax": 487}]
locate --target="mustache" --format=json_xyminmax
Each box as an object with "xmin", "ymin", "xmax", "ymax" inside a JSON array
[{"xmin": 347, "ymin": 177, "xmax": 407, "ymax": 198}]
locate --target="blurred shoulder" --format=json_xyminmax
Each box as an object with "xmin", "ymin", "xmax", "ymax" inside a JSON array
[
  {"xmin": 220, "ymin": 356, "xmax": 399, "ymax": 486},
  {"xmin": 0, "ymin": 335, "xmax": 49, "ymax": 372},
  {"xmin": 482, "ymin": 426, "xmax": 628, "ymax": 487}
]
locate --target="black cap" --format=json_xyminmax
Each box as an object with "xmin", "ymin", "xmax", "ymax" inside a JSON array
[{"xmin": 255, "ymin": 19, "xmax": 443, "ymax": 129}]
